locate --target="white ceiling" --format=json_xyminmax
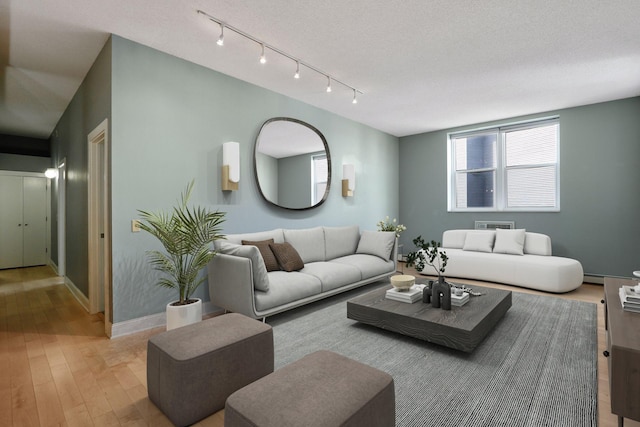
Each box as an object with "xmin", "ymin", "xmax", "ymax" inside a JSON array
[{"xmin": 2, "ymin": 0, "xmax": 640, "ymax": 140}]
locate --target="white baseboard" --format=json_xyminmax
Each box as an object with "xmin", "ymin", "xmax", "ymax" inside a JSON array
[
  {"xmin": 48, "ymin": 259, "xmax": 59, "ymax": 275},
  {"xmin": 64, "ymin": 277, "xmax": 90, "ymax": 312},
  {"xmin": 109, "ymin": 302, "xmax": 224, "ymax": 339}
]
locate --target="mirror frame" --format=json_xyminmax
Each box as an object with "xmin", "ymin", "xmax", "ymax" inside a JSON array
[{"xmin": 254, "ymin": 117, "xmax": 331, "ymax": 211}]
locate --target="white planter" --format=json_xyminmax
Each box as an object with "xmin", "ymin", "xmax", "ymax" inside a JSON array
[{"xmin": 166, "ymin": 298, "xmax": 202, "ymax": 330}]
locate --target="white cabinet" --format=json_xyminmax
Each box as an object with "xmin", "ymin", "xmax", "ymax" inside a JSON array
[{"xmin": 0, "ymin": 175, "xmax": 47, "ymax": 269}]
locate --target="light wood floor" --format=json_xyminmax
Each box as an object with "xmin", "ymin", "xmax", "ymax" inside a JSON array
[{"xmin": 0, "ymin": 265, "xmax": 637, "ymax": 426}]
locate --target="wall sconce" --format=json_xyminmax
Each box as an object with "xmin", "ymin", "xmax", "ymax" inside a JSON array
[
  {"xmin": 342, "ymin": 164, "xmax": 355, "ymax": 197},
  {"xmin": 222, "ymin": 142, "xmax": 240, "ymax": 191},
  {"xmin": 44, "ymin": 168, "xmax": 58, "ymax": 179}
]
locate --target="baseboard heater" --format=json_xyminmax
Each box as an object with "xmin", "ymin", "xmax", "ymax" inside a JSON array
[{"xmin": 474, "ymin": 221, "xmax": 515, "ymax": 230}]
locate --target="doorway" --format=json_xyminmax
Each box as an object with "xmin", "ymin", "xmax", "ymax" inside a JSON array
[{"xmin": 88, "ymin": 119, "xmax": 111, "ymax": 336}]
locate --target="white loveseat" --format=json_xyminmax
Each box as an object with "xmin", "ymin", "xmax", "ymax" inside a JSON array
[
  {"xmin": 208, "ymin": 226, "xmax": 397, "ymax": 319},
  {"xmin": 437, "ymin": 229, "xmax": 583, "ymax": 293}
]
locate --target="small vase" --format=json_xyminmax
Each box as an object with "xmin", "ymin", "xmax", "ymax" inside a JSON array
[{"xmin": 166, "ymin": 298, "xmax": 202, "ymax": 330}]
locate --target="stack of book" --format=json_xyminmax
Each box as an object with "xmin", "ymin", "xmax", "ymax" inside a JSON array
[
  {"xmin": 451, "ymin": 291, "xmax": 470, "ymax": 307},
  {"xmin": 618, "ymin": 285, "xmax": 640, "ymax": 313},
  {"xmin": 386, "ymin": 285, "xmax": 423, "ymax": 303}
]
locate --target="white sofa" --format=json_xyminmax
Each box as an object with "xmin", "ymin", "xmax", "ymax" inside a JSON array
[
  {"xmin": 433, "ymin": 229, "xmax": 583, "ymax": 293},
  {"xmin": 208, "ymin": 226, "xmax": 397, "ymax": 319}
]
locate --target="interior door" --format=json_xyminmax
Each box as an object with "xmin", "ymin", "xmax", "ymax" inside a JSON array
[
  {"xmin": 22, "ymin": 177, "xmax": 47, "ymax": 266},
  {"xmin": 0, "ymin": 176, "xmax": 24, "ymax": 269}
]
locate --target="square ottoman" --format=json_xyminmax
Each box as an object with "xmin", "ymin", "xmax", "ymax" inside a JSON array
[
  {"xmin": 225, "ymin": 350, "xmax": 395, "ymax": 427},
  {"xmin": 147, "ymin": 313, "xmax": 273, "ymax": 426}
]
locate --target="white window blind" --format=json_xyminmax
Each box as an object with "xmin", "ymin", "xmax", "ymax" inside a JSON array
[{"xmin": 448, "ymin": 118, "xmax": 559, "ymax": 212}]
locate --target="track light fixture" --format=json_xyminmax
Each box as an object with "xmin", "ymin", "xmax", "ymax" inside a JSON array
[
  {"xmin": 217, "ymin": 24, "xmax": 225, "ymax": 46},
  {"xmin": 260, "ymin": 44, "xmax": 266, "ymax": 64},
  {"xmin": 197, "ymin": 9, "xmax": 362, "ymax": 103}
]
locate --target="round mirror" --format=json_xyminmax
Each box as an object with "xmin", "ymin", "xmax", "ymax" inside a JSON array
[{"xmin": 254, "ymin": 117, "xmax": 331, "ymax": 210}]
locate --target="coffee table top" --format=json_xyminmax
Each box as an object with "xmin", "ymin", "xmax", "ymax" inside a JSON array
[{"xmin": 347, "ymin": 279, "xmax": 512, "ymax": 352}]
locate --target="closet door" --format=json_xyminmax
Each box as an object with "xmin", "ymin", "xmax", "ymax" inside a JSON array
[
  {"xmin": 0, "ymin": 176, "xmax": 24, "ymax": 269},
  {"xmin": 22, "ymin": 177, "xmax": 47, "ymax": 267}
]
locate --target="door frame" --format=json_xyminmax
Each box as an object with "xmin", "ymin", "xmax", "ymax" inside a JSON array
[
  {"xmin": 57, "ymin": 159, "xmax": 66, "ymax": 277},
  {"xmin": 88, "ymin": 119, "xmax": 111, "ymax": 334}
]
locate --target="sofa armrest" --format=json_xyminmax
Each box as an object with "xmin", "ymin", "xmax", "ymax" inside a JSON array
[{"xmin": 208, "ymin": 254, "xmax": 259, "ymax": 319}]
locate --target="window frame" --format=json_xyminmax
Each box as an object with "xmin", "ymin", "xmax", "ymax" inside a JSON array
[{"xmin": 447, "ymin": 116, "xmax": 560, "ymax": 213}]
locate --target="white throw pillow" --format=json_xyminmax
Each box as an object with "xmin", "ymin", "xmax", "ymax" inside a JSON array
[
  {"xmin": 356, "ymin": 231, "xmax": 395, "ymax": 261},
  {"xmin": 493, "ymin": 228, "xmax": 526, "ymax": 255},
  {"xmin": 462, "ymin": 231, "xmax": 495, "ymax": 253}
]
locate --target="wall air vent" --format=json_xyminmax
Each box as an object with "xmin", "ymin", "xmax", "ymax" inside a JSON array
[{"xmin": 474, "ymin": 221, "xmax": 515, "ymax": 230}]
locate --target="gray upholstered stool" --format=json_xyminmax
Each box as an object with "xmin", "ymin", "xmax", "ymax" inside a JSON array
[
  {"xmin": 147, "ymin": 313, "xmax": 274, "ymax": 427},
  {"xmin": 225, "ymin": 350, "xmax": 395, "ymax": 427}
]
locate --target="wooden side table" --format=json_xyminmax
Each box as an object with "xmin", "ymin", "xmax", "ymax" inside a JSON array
[{"xmin": 603, "ymin": 277, "xmax": 640, "ymax": 427}]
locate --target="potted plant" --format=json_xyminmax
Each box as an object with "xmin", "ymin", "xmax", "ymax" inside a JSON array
[
  {"xmin": 138, "ymin": 181, "xmax": 226, "ymax": 330},
  {"xmin": 405, "ymin": 235, "xmax": 449, "ymax": 284},
  {"xmin": 376, "ymin": 216, "xmax": 407, "ymax": 238}
]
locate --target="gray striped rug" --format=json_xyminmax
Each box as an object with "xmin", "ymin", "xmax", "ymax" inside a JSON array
[{"xmin": 269, "ymin": 286, "xmax": 597, "ymax": 426}]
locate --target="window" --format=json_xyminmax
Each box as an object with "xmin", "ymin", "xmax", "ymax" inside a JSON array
[
  {"xmin": 311, "ymin": 154, "xmax": 328, "ymax": 205},
  {"xmin": 448, "ymin": 118, "xmax": 559, "ymax": 212}
]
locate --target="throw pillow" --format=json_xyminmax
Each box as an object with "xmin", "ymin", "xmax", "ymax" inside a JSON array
[
  {"xmin": 216, "ymin": 242, "xmax": 270, "ymax": 292},
  {"xmin": 242, "ymin": 239, "xmax": 280, "ymax": 272},
  {"xmin": 493, "ymin": 229, "xmax": 526, "ymax": 255},
  {"xmin": 356, "ymin": 231, "xmax": 395, "ymax": 261},
  {"xmin": 269, "ymin": 242, "xmax": 305, "ymax": 272},
  {"xmin": 462, "ymin": 231, "xmax": 495, "ymax": 253}
]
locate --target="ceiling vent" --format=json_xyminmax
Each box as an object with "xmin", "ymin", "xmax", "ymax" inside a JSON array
[{"xmin": 474, "ymin": 221, "xmax": 515, "ymax": 230}]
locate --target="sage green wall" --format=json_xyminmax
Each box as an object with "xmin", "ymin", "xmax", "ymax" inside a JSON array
[
  {"xmin": 278, "ymin": 153, "xmax": 313, "ymax": 207},
  {"xmin": 49, "ymin": 38, "xmax": 112, "ymax": 296},
  {"xmin": 110, "ymin": 36, "xmax": 399, "ymax": 323},
  {"xmin": 256, "ymin": 152, "xmax": 278, "ymax": 202},
  {"xmin": 399, "ymin": 97, "xmax": 640, "ymax": 278}
]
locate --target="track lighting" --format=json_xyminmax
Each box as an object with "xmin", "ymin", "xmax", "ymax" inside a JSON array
[
  {"xmin": 260, "ymin": 44, "xmax": 266, "ymax": 64},
  {"xmin": 217, "ymin": 24, "xmax": 225, "ymax": 46},
  {"xmin": 197, "ymin": 9, "xmax": 362, "ymax": 103}
]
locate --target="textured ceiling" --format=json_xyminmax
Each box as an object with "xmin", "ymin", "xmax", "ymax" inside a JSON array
[{"xmin": 2, "ymin": 0, "xmax": 640, "ymax": 140}]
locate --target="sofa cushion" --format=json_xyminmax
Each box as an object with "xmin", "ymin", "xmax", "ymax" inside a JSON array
[
  {"xmin": 523, "ymin": 232, "xmax": 552, "ymax": 256},
  {"xmin": 331, "ymin": 254, "xmax": 395, "ymax": 279},
  {"xmin": 462, "ymin": 231, "xmax": 495, "ymax": 253},
  {"xmin": 254, "ymin": 272, "xmax": 322, "ymax": 312},
  {"xmin": 324, "ymin": 225, "xmax": 360, "ymax": 260},
  {"xmin": 283, "ymin": 227, "xmax": 325, "ymax": 263},
  {"xmin": 301, "ymin": 262, "xmax": 362, "ymax": 293},
  {"xmin": 242, "ymin": 239, "xmax": 280, "ymax": 272},
  {"xmin": 270, "ymin": 242, "xmax": 305, "ymax": 272},
  {"xmin": 356, "ymin": 231, "xmax": 395, "ymax": 261},
  {"xmin": 493, "ymin": 229, "xmax": 526, "ymax": 255},
  {"xmin": 217, "ymin": 242, "xmax": 270, "ymax": 292},
  {"xmin": 223, "ymin": 229, "xmax": 285, "ymax": 246}
]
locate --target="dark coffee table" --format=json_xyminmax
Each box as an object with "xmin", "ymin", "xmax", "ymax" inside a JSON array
[{"xmin": 347, "ymin": 280, "xmax": 512, "ymax": 352}]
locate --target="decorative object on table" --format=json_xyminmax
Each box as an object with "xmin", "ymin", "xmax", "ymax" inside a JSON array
[
  {"xmin": 390, "ymin": 274, "xmax": 415, "ymax": 291},
  {"xmin": 138, "ymin": 180, "xmax": 226, "ymax": 330},
  {"xmin": 450, "ymin": 290, "xmax": 469, "ymax": 307},
  {"xmin": 385, "ymin": 284, "xmax": 423, "ymax": 303},
  {"xmin": 376, "ymin": 216, "xmax": 406, "ymax": 238},
  {"xmin": 422, "ymin": 276, "xmax": 451, "ymax": 310},
  {"xmin": 618, "ymin": 285, "xmax": 640, "ymax": 313},
  {"xmin": 405, "ymin": 236, "xmax": 449, "ymax": 282}
]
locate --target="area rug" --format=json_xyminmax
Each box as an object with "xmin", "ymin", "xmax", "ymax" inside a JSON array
[{"xmin": 269, "ymin": 287, "xmax": 597, "ymax": 427}]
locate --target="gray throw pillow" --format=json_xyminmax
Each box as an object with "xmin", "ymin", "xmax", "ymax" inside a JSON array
[{"xmin": 356, "ymin": 231, "xmax": 395, "ymax": 261}]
